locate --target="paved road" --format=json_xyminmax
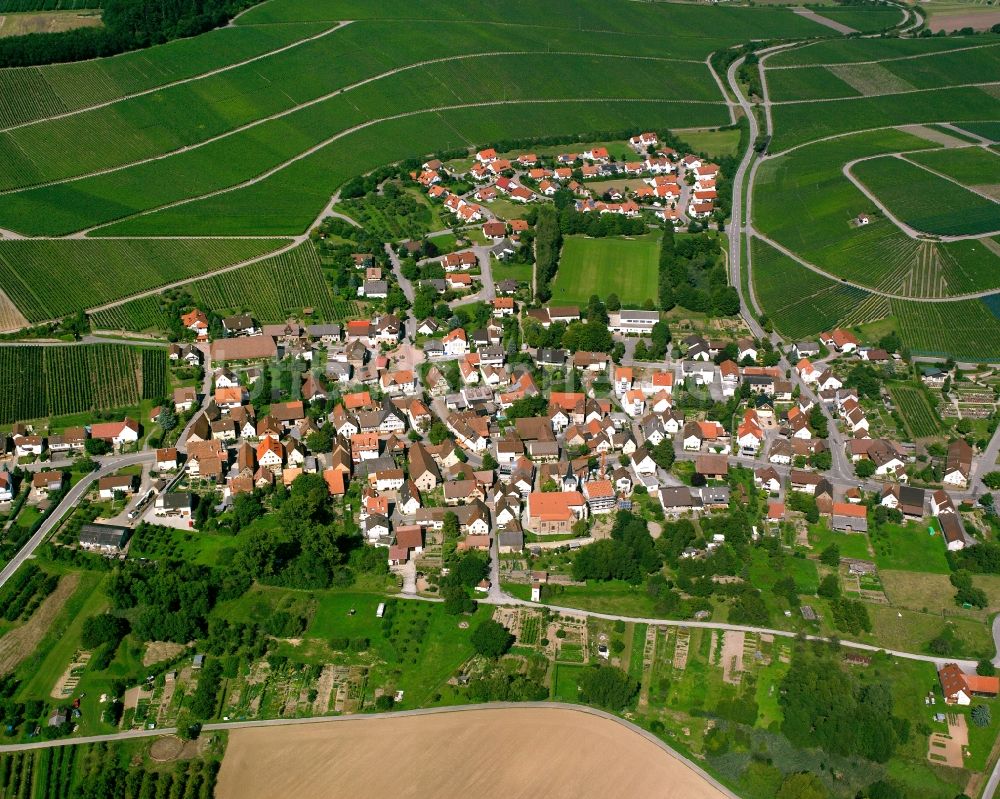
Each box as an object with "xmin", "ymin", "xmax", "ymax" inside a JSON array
[
  {"xmin": 0, "ymin": 335, "xmax": 169, "ymax": 348},
  {"xmin": 175, "ymin": 343, "xmax": 212, "ymax": 455},
  {"xmin": 481, "ymin": 594, "xmax": 977, "ymax": 670},
  {"xmin": 985, "ymin": 745, "xmax": 1000, "ymax": 799},
  {"xmin": 0, "ymin": 452, "xmax": 154, "ymax": 589},
  {"xmin": 725, "ymin": 52, "xmax": 767, "ymax": 340}
]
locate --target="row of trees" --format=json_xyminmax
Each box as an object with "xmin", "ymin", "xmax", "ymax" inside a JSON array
[
  {"xmin": 658, "ymin": 227, "xmax": 739, "ymax": 317},
  {"xmin": 572, "ymin": 511, "xmax": 661, "ymax": 582},
  {"xmin": 0, "ymin": 0, "xmax": 258, "ymax": 67},
  {"xmin": 534, "ymin": 205, "xmax": 561, "ymax": 302},
  {"xmin": 780, "ymin": 644, "xmax": 908, "ymax": 763}
]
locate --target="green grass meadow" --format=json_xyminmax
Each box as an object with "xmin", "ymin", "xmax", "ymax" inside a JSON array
[{"xmin": 550, "ymin": 235, "xmax": 660, "ymax": 307}]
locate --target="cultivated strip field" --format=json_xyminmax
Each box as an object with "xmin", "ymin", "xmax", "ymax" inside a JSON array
[
  {"xmin": 0, "ymin": 238, "xmax": 287, "ymax": 325},
  {"xmin": 215, "ymin": 707, "xmax": 729, "ymax": 799},
  {"xmin": 851, "ymin": 155, "xmax": 1000, "ymax": 237},
  {"xmin": 751, "ymin": 236, "xmax": 1000, "ymax": 360},
  {"xmin": 751, "ymin": 32, "xmax": 1000, "ymax": 359},
  {"xmin": 0, "ymin": 0, "xmax": 898, "ymax": 332},
  {"xmin": 183, "ymin": 242, "xmax": 341, "ymax": 324},
  {"xmin": 0, "ymin": 343, "xmax": 165, "ymax": 423}
]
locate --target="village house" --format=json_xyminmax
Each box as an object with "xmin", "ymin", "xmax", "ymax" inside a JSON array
[
  {"xmin": 944, "ymin": 439, "xmax": 973, "ymax": 488},
  {"xmin": 30, "ymin": 471, "xmax": 63, "ymax": 501},
  {"xmin": 831, "ymin": 502, "xmax": 868, "ymax": 533},
  {"xmin": 939, "ymin": 663, "xmax": 1000, "ymax": 705},
  {"xmin": 90, "ymin": 418, "xmax": 140, "ymax": 449},
  {"xmin": 526, "ymin": 491, "xmax": 588, "ymax": 535}
]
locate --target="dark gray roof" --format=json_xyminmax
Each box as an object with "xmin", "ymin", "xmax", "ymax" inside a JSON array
[
  {"xmin": 308, "ymin": 324, "xmax": 342, "ymax": 338},
  {"xmin": 79, "ymin": 523, "xmax": 128, "ymax": 549}
]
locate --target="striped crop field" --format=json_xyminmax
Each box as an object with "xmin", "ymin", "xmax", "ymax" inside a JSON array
[
  {"xmin": 889, "ymin": 383, "xmax": 941, "ymax": 439},
  {"xmin": 0, "ymin": 238, "xmax": 287, "ymax": 324},
  {"xmin": 89, "ymin": 295, "xmax": 172, "ymax": 333},
  {"xmin": 893, "ymin": 297, "xmax": 1000, "ymax": 362},
  {"xmin": 851, "ymin": 156, "xmax": 1000, "ymax": 237},
  {"xmin": 0, "ymin": 343, "xmax": 165, "ymax": 423},
  {"xmin": 907, "ymin": 147, "xmax": 1000, "ymax": 187},
  {"xmin": 751, "ymin": 237, "xmax": 873, "ymax": 339},
  {"xmin": 0, "ymin": 22, "xmax": 329, "ymax": 129},
  {"xmin": 185, "ymin": 243, "xmax": 339, "ymax": 323}
]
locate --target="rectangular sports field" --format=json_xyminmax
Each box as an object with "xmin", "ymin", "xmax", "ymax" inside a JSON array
[{"xmin": 550, "ymin": 235, "xmax": 660, "ymax": 306}]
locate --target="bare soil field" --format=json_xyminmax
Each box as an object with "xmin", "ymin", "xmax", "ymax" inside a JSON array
[
  {"xmin": 927, "ymin": 8, "xmax": 1000, "ymax": 29},
  {"xmin": 143, "ymin": 640, "xmax": 187, "ymax": 667},
  {"xmin": 216, "ymin": 707, "xmax": 729, "ymax": 799},
  {"xmin": 0, "ymin": 286, "xmax": 28, "ymax": 334},
  {"xmin": 898, "ymin": 124, "xmax": 971, "ymax": 149},
  {"xmin": 0, "ymin": 574, "xmax": 78, "ymax": 676},
  {"xmin": 0, "ymin": 10, "xmax": 101, "ymax": 37}
]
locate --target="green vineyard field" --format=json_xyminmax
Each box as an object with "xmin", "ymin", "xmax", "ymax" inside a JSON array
[{"xmin": 0, "ymin": 344, "xmax": 165, "ymax": 424}]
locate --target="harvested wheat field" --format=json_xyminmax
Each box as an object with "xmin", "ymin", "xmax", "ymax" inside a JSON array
[{"xmin": 216, "ymin": 707, "xmax": 730, "ymax": 799}]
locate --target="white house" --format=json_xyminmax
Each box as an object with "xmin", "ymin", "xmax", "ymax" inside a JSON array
[{"xmin": 443, "ymin": 329, "xmax": 469, "ymax": 357}]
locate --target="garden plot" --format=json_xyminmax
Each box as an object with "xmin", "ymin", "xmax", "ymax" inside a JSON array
[
  {"xmin": 672, "ymin": 628, "xmax": 690, "ymax": 670},
  {"xmin": 720, "ymin": 631, "xmax": 744, "ymax": 685},
  {"xmin": 928, "ymin": 713, "xmax": 967, "ymax": 768},
  {"xmin": 51, "ymin": 651, "xmax": 90, "ymax": 699}
]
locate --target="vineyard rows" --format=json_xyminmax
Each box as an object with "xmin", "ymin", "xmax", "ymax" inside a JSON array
[
  {"xmin": 0, "ymin": 0, "xmax": 97, "ymax": 10},
  {"xmin": 90, "ymin": 295, "xmax": 171, "ymax": 333},
  {"xmin": 0, "ymin": 23, "xmax": 319, "ymax": 129},
  {"xmin": 892, "ymin": 297, "xmax": 1000, "ymax": 361},
  {"xmin": 0, "ymin": 238, "xmax": 286, "ymax": 323},
  {"xmin": 0, "ymin": 746, "xmax": 78, "ymax": 799},
  {"xmin": 751, "ymin": 237, "xmax": 870, "ymax": 339},
  {"xmin": 187, "ymin": 243, "xmax": 339, "ymax": 322},
  {"xmin": 0, "ymin": 344, "xmax": 166, "ymax": 424},
  {"xmin": 889, "ymin": 384, "xmax": 941, "ymax": 439}
]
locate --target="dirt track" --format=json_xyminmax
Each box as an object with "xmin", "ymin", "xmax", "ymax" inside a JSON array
[
  {"xmin": 216, "ymin": 706, "xmax": 729, "ymax": 799},
  {"xmin": 0, "ymin": 574, "xmax": 78, "ymax": 676}
]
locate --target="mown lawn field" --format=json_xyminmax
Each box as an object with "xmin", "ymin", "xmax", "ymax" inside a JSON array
[
  {"xmin": 677, "ymin": 126, "xmax": 743, "ymax": 158},
  {"xmin": 871, "ymin": 521, "xmax": 951, "ymax": 574},
  {"xmin": 852, "ymin": 156, "xmax": 1000, "ymax": 236},
  {"xmin": 550, "ymin": 235, "xmax": 660, "ymax": 307}
]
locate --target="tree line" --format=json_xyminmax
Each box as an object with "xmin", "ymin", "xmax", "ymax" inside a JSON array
[{"xmin": 0, "ymin": 0, "xmax": 259, "ymax": 67}]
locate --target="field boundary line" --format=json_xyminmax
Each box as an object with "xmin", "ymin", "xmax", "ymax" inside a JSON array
[
  {"xmin": 80, "ymin": 238, "xmax": 300, "ymax": 317},
  {"xmin": 844, "ymin": 153, "xmax": 1000, "ymax": 242},
  {"xmin": 0, "ymin": 700, "xmax": 740, "ymax": 798},
  {"xmin": 75, "ymin": 97, "xmax": 726, "ymax": 238},
  {"xmin": 766, "ymin": 38, "xmax": 1000, "ymax": 70},
  {"xmin": 0, "ymin": 51, "xmax": 725, "ymax": 199},
  {"xmin": 748, "ymin": 231, "xmax": 1000, "ymax": 302},
  {"xmin": 770, "ymin": 79, "xmax": 1000, "ymax": 105},
  {"xmin": 0, "ymin": 21, "xmax": 354, "ymax": 135},
  {"xmin": 769, "ymin": 119, "xmax": 1000, "ymax": 159},
  {"xmin": 897, "ymin": 151, "xmax": 1000, "ymax": 205}
]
